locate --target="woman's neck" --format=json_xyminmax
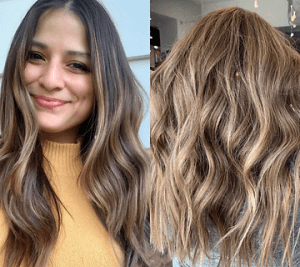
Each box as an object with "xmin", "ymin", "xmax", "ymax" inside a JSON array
[{"xmin": 40, "ymin": 127, "xmax": 79, "ymax": 144}]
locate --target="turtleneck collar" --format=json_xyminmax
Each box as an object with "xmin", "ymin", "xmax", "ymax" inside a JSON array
[{"xmin": 41, "ymin": 139, "xmax": 83, "ymax": 181}]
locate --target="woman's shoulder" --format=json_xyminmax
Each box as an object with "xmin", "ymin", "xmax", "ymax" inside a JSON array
[
  {"xmin": 0, "ymin": 208, "xmax": 9, "ymax": 244},
  {"xmin": 0, "ymin": 208, "xmax": 9, "ymax": 266}
]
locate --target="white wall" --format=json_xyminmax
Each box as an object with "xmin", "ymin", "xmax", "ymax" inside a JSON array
[
  {"xmin": 0, "ymin": 0, "xmax": 150, "ymax": 147},
  {"xmin": 151, "ymin": 0, "xmax": 202, "ymax": 39},
  {"xmin": 151, "ymin": 11, "xmax": 177, "ymax": 54}
]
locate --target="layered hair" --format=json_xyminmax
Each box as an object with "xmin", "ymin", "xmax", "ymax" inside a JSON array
[
  {"xmin": 151, "ymin": 7, "xmax": 300, "ymax": 267},
  {"xmin": 0, "ymin": 0, "xmax": 150, "ymax": 266}
]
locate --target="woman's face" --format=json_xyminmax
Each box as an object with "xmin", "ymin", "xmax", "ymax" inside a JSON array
[{"xmin": 24, "ymin": 8, "xmax": 94, "ymax": 144}]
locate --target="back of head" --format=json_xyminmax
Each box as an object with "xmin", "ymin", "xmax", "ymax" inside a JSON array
[{"xmin": 151, "ymin": 7, "xmax": 300, "ymax": 267}]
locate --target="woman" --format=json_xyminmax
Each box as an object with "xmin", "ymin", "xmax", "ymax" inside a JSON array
[
  {"xmin": 0, "ymin": 0, "xmax": 150, "ymax": 266},
  {"xmin": 151, "ymin": 7, "xmax": 300, "ymax": 267}
]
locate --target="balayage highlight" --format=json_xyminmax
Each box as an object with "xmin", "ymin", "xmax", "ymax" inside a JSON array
[
  {"xmin": 151, "ymin": 7, "xmax": 300, "ymax": 267},
  {"xmin": 0, "ymin": 0, "xmax": 150, "ymax": 266}
]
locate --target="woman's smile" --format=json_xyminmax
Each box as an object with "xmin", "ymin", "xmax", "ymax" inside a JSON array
[{"xmin": 32, "ymin": 95, "xmax": 70, "ymax": 109}]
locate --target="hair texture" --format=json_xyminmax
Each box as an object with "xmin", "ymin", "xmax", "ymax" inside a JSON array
[
  {"xmin": 0, "ymin": 0, "xmax": 150, "ymax": 266},
  {"xmin": 151, "ymin": 7, "xmax": 300, "ymax": 267}
]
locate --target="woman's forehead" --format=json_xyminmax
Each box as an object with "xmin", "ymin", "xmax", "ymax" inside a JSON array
[{"xmin": 33, "ymin": 8, "xmax": 89, "ymax": 53}]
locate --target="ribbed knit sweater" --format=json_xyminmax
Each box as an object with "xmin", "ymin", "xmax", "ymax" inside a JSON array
[{"xmin": 0, "ymin": 139, "xmax": 124, "ymax": 266}]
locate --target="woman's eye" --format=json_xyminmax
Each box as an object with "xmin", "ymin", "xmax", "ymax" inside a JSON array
[
  {"xmin": 28, "ymin": 51, "xmax": 44, "ymax": 61},
  {"xmin": 69, "ymin": 62, "xmax": 90, "ymax": 73}
]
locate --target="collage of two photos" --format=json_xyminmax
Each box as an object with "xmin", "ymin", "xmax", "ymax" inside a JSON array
[{"xmin": 0, "ymin": 0, "xmax": 300, "ymax": 266}]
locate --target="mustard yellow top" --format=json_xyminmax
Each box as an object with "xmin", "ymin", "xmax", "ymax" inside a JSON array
[{"xmin": 0, "ymin": 139, "xmax": 124, "ymax": 267}]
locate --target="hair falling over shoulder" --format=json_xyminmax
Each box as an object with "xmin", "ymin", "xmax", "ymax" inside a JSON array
[
  {"xmin": 151, "ymin": 7, "xmax": 300, "ymax": 267},
  {"xmin": 0, "ymin": 0, "xmax": 150, "ymax": 266}
]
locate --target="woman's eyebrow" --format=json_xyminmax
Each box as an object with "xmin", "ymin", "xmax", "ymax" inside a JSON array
[
  {"xmin": 31, "ymin": 40, "xmax": 90, "ymax": 58},
  {"xmin": 66, "ymin": 50, "xmax": 91, "ymax": 58},
  {"xmin": 32, "ymin": 40, "xmax": 47, "ymax": 49}
]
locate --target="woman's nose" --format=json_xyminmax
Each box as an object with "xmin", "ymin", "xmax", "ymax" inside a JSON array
[{"xmin": 38, "ymin": 61, "xmax": 65, "ymax": 91}]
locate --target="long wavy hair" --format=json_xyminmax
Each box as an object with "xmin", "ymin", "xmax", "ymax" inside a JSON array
[
  {"xmin": 151, "ymin": 7, "xmax": 300, "ymax": 267},
  {"xmin": 0, "ymin": 0, "xmax": 150, "ymax": 266}
]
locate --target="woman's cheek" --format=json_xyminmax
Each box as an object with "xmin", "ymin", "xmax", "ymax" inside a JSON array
[{"xmin": 24, "ymin": 64, "xmax": 39, "ymax": 85}]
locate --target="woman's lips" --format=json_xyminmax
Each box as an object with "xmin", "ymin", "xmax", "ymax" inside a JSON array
[{"xmin": 34, "ymin": 95, "xmax": 69, "ymax": 109}]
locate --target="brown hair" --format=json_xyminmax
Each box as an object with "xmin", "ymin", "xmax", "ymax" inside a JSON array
[
  {"xmin": 0, "ymin": 0, "xmax": 150, "ymax": 266},
  {"xmin": 151, "ymin": 7, "xmax": 300, "ymax": 267}
]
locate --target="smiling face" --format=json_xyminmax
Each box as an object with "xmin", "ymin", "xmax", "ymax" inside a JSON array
[{"xmin": 24, "ymin": 8, "xmax": 94, "ymax": 144}]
